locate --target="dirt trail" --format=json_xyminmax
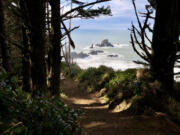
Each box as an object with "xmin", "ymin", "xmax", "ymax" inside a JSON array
[{"xmin": 61, "ymin": 79, "xmax": 180, "ymax": 135}]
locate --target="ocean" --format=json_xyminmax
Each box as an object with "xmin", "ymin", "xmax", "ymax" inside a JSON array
[{"xmin": 72, "ymin": 43, "xmax": 143, "ymax": 71}]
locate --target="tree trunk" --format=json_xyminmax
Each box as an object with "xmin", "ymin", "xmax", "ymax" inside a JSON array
[
  {"xmin": 0, "ymin": 0, "xmax": 11, "ymax": 72},
  {"xmin": 50, "ymin": 0, "xmax": 62, "ymax": 95},
  {"xmin": 19, "ymin": 0, "xmax": 31, "ymax": 92},
  {"xmin": 22, "ymin": 26, "xmax": 31, "ymax": 92},
  {"xmin": 151, "ymin": 0, "xmax": 179, "ymax": 94},
  {"xmin": 27, "ymin": 0, "xmax": 47, "ymax": 94}
]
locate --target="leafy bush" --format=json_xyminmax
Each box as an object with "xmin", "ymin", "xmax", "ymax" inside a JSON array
[
  {"xmin": 106, "ymin": 68, "xmax": 159, "ymax": 111},
  {"xmin": 61, "ymin": 62, "xmax": 82, "ymax": 78},
  {"xmin": 75, "ymin": 66, "xmax": 114, "ymax": 92},
  {"xmin": 105, "ymin": 69, "xmax": 136, "ymax": 99},
  {"xmin": 0, "ymin": 70, "xmax": 81, "ymax": 135},
  {"xmin": 162, "ymin": 97, "xmax": 180, "ymax": 124},
  {"xmin": 76, "ymin": 67, "xmax": 100, "ymax": 83},
  {"xmin": 70, "ymin": 64, "xmax": 82, "ymax": 78}
]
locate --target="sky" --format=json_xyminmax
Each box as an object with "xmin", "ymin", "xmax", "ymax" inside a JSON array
[{"xmin": 67, "ymin": 0, "xmax": 150, "ymax": 50}]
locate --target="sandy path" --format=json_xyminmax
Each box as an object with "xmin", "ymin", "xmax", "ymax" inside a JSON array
[{"xmin": 61, "ymin": 79, "xmax": 180, "ymax": 135}]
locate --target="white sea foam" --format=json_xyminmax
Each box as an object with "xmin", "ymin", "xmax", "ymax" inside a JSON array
[
  {"xmin": 73, "ymin": 44, "xmax": 142, "ymax": 71},
  {"xmin": 74, "ymin": 58, "xmax": 142, "ymax": 71},
  {"xmin": 174, "ymin": 66, "xmax": 180, "ymax": 82},
  {"xmin": 84, "ymin": 43, "xmax": 129, "ymax": 50},
  {"xmin": 113, "ymin": 43, "xmax": 130, "ymax": 48}
]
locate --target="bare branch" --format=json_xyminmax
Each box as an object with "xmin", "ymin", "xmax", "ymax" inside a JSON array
[
  {"xmin": 133, "ymin": 60, "xmax": 149, "ymax": 66},
  {"xmin": 62, "ymin": 26, "xmax": 80, "ymax": 37},
  {"xmin": 132, "ymin": 0, "xmax": 142, "ymax": 29},
  {"xmin": 130, "ymin": 0, "xmax": 153, "ymax": 64},
  {"xmin": 61, "ymin": 21, "xmax": 75, "ymax": 49},
  {"xmin": 130, "ymin": 34, "xmax": 149, "ymax": 62},
  {"xmin": 144, "ymin": 30, "xmax": 152, "ymax": 45}
]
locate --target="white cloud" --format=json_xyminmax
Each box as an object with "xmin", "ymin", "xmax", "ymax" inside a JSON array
[
  {"xmin": 110, "ymin": 0, "xmax": 149, "ymax": 17},
  {"xmin": 71, "ymin": 0, "xmax": 151, "ymax": 30},
  {"xmin": 84, "ymin": 0, "xmax": 149, "ymax": 20},
  {"xmin": 61, "ymin": 0, "xmax": 148, "ymax": 20}
]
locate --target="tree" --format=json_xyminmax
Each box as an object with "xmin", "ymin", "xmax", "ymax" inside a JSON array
[
  {"xmin": 27, "ymin": 0, "xmax": 47, "ymax": 93},
  {"xmin": 47, "ymin": 0, "xmax": 111, "ymax": 95},
  {"xmin": 49, "ymin": 0, "xmax": 62, "ymax": 95},
  {"xmin": 0, "ymin": 0, "xmax": 11, "ymax": 72},
  {"xmin": 151, "ymin": 0, "xmax": 179, "ymax": 94},
  {"xmin": 130, "ymin": 0, "xmax": 179, "ymax": 95},
  {"xmin": 19, "ymin": 0, "xmax": 31, "ymax": 92},
  {"xmin": 1, "ymin": 0, "xmax": 111, "ymax": 95},
  {"xmin": 130, "ymin": 1, "xmax": 153, "ymax": 66}
]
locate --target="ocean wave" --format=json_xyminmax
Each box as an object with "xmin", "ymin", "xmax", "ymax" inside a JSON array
[
  {"xmin": 73, "ymin": 55, "xmax": 142, "ymax": 71},
  {"xmin": 84, "ymin": 43, "xmax": 130, "ymax": 50},
  {"xmin": 113, "ymin": 43, "xmax": 130, "ymax": 48}
]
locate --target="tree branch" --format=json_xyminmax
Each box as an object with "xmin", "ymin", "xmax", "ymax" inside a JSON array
[
  {"xmin": 61, "ymin": 0, "xmax": 111, "ymax": 19},
  {"xmin": 61, "ymin": 21, "xmax": 75, "ymax": 49}
]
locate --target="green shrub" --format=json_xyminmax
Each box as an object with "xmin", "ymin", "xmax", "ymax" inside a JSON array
[
  {"xmin": 126, "ymin": 95, "xmax": 145, "ymax": 114},
  {"xmin": 105, "ymin": 69, "xmax": 136, "ymax": 99},
  {"xmin": 69, "ymin": 63, "xmax": 82, "ymax": 78},
  {"xmin": 75, "ymin": 66, "xmax": 114, "ymax": 92},
  {"xmin": 162, "ymin": 97, "xmax": 180, "ymax": 124},
  {"xmin": 61, "ymin": 62, "xmax": 82, "ymax": 78},
  {"xmin": 0, "ymin": 71, "xmax": 81, "ymax": 135},
  {"xmin": 105, "ymin": 69, "xmax": 155, "ymax": 109}
]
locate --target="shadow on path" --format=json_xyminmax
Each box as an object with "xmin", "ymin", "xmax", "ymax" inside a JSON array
[{"xmin": 61, "ymin": 79, "xmax": 180, "ymax": 135}]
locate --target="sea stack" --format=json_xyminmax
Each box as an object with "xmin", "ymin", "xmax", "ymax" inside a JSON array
[{"xmin": 96, "ymin": 39, "xmax": 114, "ymax": 47}]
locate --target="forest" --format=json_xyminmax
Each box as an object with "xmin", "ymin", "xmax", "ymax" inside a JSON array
[{"xmin": 0, "ymin": 0, "xmax": 180, "ymax": 135}]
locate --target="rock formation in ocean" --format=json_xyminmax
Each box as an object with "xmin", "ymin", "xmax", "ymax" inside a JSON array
[
  {"xmin": 88, "ymin": 50, "xmax": 104, "ymax": 55},
  {"xmin": 71, "ymin": 52, "xmax": 89, "ymax": 58},
  {"xmin": 107, "ymin": 54, "xmax": 118, "ymax": 57},
  {"xmin": 88, "ymin": 50, "xmax": 98, "ymax": 55},
  {"xmin": 96, "ymin": 39, "xmax": 114, "ymax": 47},
  {"xmin": 90, "ymin": 44, "xmax": 94, "ymax": 48}
]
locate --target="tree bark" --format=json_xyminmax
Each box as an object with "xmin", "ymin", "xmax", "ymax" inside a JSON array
[
  {"xmin": 151, "ymin": 0, "xmax": 179, "ymax": 94},
  {"xmin": 22, "ymin": 26, "xmax": 31, "ymax": 92},
  {"xmin": 19, "ymin": 0, "xmax": 31, "ymax": 92},
  {"xmin": 50, "ymin": 0, "xmax": 62, "ymax": 95},
  {"xmin": 27, "ymin": 0, "xmax": 47, "ymax": 93},
  {"xmin": 0, "ymin": 0, "xmax": 11, "ymax": 72}
]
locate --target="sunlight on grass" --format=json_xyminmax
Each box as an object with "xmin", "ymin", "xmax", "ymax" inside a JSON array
[
  {"xmin": 102, "ymin": 94, "xmax": 110, "ymax": 103},
  {"xmin": 112, "ymin": 100, "xmax": 131, "ymax": 113},
  {"xmin": 60, "ymin": 92, "xmax": 68, "ymax": 99}
]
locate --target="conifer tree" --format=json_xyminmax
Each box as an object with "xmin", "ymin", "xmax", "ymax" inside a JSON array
[
  {"xmin": 151, "ymin": 0, "xmax": 179, "ymax": 94},
  {"xmin": 0, "ymin": 0, "xmax": 11, "ymax": 72},
  {"xmin": 27, "ymin": 0, "xmax": 47, "ymax": 93}
]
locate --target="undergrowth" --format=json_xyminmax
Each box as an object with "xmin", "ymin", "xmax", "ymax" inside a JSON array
[
  {"xmin": 62, "ymin": 63, "xmax": 180, "ymax": 124},
  {"xmin": 0, "ymin": 70, "xmax": 82, "ymax": 135}
]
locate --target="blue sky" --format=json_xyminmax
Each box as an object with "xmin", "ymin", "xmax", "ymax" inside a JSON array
[{"xmin": 67, "ymin": 0, "xmax": 150, "ymax": 50}]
